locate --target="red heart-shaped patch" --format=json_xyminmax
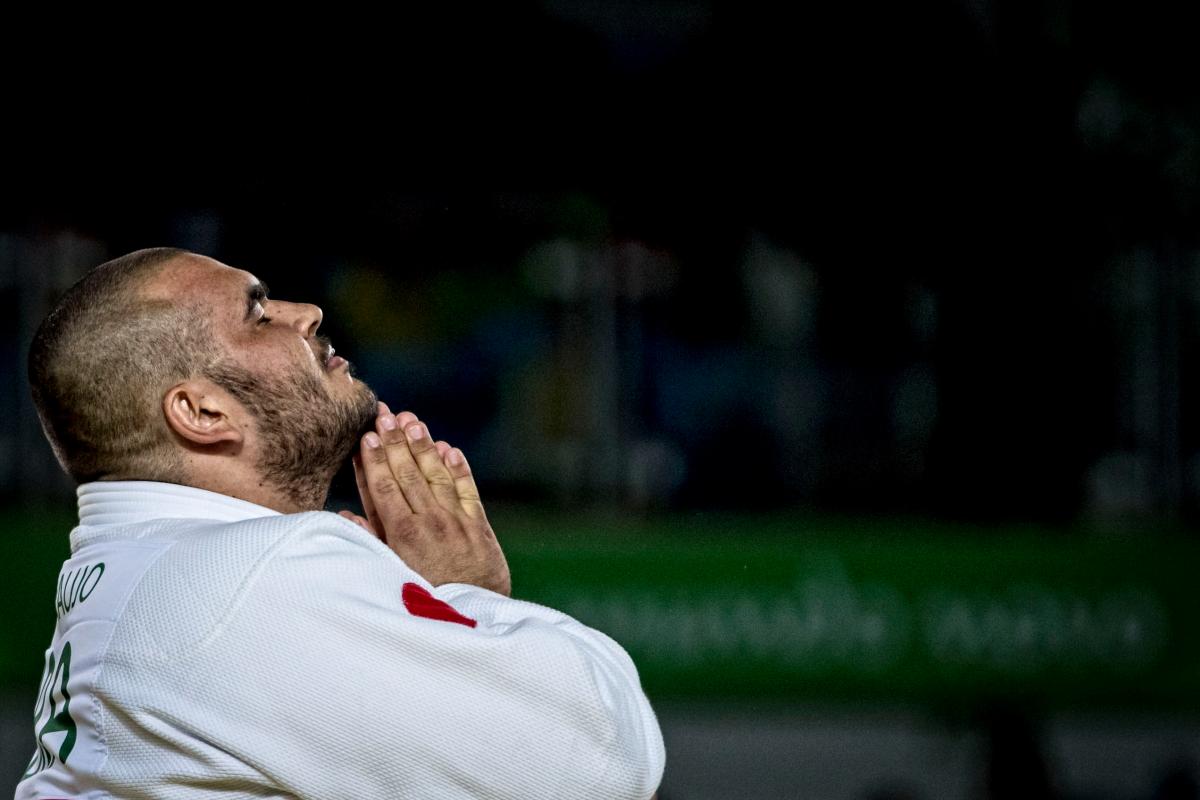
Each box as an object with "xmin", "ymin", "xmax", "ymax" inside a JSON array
[{"xmin": 402, "ymin": 582, "xmax": 477, "ymax": 628}]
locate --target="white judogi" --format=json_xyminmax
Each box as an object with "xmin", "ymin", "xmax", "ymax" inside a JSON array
[{"xmin": 15, "ymin": 481, "xmax": 664, "ymax": 800}]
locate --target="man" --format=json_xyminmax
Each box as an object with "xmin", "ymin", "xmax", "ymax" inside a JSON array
[{"xmin": 16, "ymin": 248, "xmax": 665, "ymax": 799}]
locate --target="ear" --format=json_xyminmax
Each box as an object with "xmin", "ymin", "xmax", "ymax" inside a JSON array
[{"xmin": 162, "ymin": 380, "xmax": 245, "ymax": 446}]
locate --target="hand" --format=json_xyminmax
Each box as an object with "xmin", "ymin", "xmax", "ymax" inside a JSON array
[{"xmin": 350, "ymin": 402, "xmax": 511, "ymax": 597}]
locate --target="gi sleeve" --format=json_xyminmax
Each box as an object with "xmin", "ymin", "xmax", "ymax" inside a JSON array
[
  {"xmin": 437, "ymin": 582, "xmax": 666, "ymax": 796},
  {"xmin": 186, "ymin": 520, "xmax": 665, "ymax": 800}
]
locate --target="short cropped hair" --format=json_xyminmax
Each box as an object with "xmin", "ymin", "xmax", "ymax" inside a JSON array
[{"xmin": 28, "ymin": 247, "xmax": 217, "ymax": 483}]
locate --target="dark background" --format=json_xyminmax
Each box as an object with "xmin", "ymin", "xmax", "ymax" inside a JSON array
[{"xmin": 6, "ymin": 0, "xmax": 1200, "ymax": 528}]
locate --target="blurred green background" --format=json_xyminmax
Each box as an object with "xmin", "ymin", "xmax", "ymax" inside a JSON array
[
  {"xmin": 9, "ymin": 508, "xmax": 1197, "ymax": 711},
  {"xmin": 3, "ymin": 507, "xmax": 1197, "ymax": 798}
]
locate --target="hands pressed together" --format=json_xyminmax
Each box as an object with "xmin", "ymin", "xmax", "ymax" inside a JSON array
[{"xmin": 338, "ymin": 402, "xmax": 512, "ymax": 597}]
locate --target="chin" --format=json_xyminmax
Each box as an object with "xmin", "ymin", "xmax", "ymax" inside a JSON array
[{"xmin": 350, "ymin": 382, "xmax": 379, "ymax": 437}]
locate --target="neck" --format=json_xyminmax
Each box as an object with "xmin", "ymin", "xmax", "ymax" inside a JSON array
[{"xmin": 182, "ymin": 460, "xmax": 332, "ymax": 514}]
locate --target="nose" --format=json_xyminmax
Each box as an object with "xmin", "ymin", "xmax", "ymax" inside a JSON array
[{"xmin": 273, "ymin": 300, "xmax": 323, "ymax": 338}]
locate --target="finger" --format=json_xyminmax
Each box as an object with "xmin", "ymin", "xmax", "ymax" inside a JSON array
[
  {"xmin": 359, "ymin": 430, "xmax": 415, "ymax": 516},
  {"xmin": 445, "ymin": 447, "xmax": 485, "ymax": 519},
  {"xmin": 336, "ymin": 509, "xmax": 365, "ymax": 528},
  {"xmin": 381, "ymin": 408, "xmax": 422, "ymax": 459},
  {"xmin": 376, "ymin": 413, "xmax": 438, "ymax": 512},
  {"xmin": 377, "ymin": 403, "xmax": 419, "ymax": 433},
  {"xmin": 402, "ymin": 422, "xmax": 461, "ymax": 512},
  {"xmin": 377, "ymin": 402, "xmax": 418, "ymax": 433},
  {"xmin": 434, "ymin": 440, "xmax": 451, "ymax": 459},
  {"xmin": 338, "ymin": 509, "xmax": 380, "ymax": 540},
  {"xmin": 352, "ymin": 453, "xmax": 384, "ymax": 533}
]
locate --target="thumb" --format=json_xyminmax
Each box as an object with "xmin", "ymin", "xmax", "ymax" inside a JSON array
[{"xmin": 338, "ymin": 509, "xmax": 382, "ymax": 541}]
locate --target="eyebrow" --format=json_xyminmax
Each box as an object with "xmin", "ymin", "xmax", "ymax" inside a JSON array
[{"xmin": 243, "ymin": 281, "xmax": 270, "ymax": 322}]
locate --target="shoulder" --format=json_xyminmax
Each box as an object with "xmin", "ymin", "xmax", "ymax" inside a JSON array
[
  {"xmin": 156, "ymin": 509, "xmax": 394, "ymax": 574},
  {"xmin": 109, "ymin": 511, "xmax": 414, "ymax": 659}
]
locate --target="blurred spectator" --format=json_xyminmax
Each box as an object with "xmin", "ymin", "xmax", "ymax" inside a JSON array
[
  {"xmin": 1152, "ymin": 766, "xmax": 1199, "ymax": 800},
  {"xmin": 981, "ymin": 708, "xmax": 1057, "ymax": 800}
]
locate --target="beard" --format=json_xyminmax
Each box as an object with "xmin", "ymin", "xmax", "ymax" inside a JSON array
[{"xmin": 205, "ymin": 357, "xmax": 377, "ymax": 510}]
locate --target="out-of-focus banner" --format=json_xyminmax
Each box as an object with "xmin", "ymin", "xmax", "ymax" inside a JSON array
[
  {"xmin": 501, "ymin": 515, "xmax": 1198, "ymax": 711},
  {"xmin": 3, "ymin": 510, "xmax": 1196, "ymax": 711}
]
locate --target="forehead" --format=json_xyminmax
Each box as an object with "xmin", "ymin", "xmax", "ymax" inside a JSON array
[{"xmin": 140, "ymin": 254, "xmax": 258, "ymax": 309}]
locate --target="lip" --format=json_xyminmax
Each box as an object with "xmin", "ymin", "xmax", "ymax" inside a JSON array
[{"xmin": 326, "ymin": 354, "xmax": 347, "ymax": 370}]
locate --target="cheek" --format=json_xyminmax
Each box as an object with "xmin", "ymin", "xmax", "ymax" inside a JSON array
[
  {"xmin": 260, "ymin": 335, "xmax": 315, "ymax": 367},
  {"xmin": 226, "ymin": 329, "xmax": 322, "ymax": 385}
]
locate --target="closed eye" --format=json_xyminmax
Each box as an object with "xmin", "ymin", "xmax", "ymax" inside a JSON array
[{"xmin": 244, "ymin": 280, "xmax": 271, "ymax": 323}]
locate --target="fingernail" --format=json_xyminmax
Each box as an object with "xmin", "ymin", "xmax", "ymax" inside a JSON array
[
  {"xmin": 448, "ymin": 448, "xmax": 464, "ymax": 466},
  {"xmin": 380, "ymin": 415, "xmax": 397, "ymax": 431},
  {"xmin": 365, "ymin": 432, "xmax": 381, "ymax": 448},
  {"xmin": 406, "ymin": 424, "xmax": 426, "ymax": 442}
]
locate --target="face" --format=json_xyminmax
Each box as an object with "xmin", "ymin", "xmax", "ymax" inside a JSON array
[{"xmin": 146, "ymin": 255, "xmax": 378, "ymax": 507}]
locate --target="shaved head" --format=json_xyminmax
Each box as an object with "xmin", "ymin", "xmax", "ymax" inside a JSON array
[
  {"xmin": 30, "ymin": 247, "xmax": 378, "ymax": 510},
  {"xmin": 29, "ymin": 248, "xmax": 217, "ymax": 483}
]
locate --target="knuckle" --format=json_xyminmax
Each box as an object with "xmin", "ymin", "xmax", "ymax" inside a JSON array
[
  {"xmin": 371, "ymin": 477, "xmax": 399, "ymax": 497},
  {"xmin": 426, "ymin": 471, "xmax": 454, "ymax": 487},
  {"xmin": 408, "ymin": 435, "xmax": 433, "ymax": 452},
  {"xmin": 396, "ymin": 466, "xmax": 424, "ymax": 485},
  {"xmin": 390, "ymin": 518, "xmax": 419, "ymax": 540}
]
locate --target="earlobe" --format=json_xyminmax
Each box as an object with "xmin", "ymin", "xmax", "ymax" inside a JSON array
[{"xmin": 162, "ymin": 381, "xmax": 244, "ymax": 447}]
